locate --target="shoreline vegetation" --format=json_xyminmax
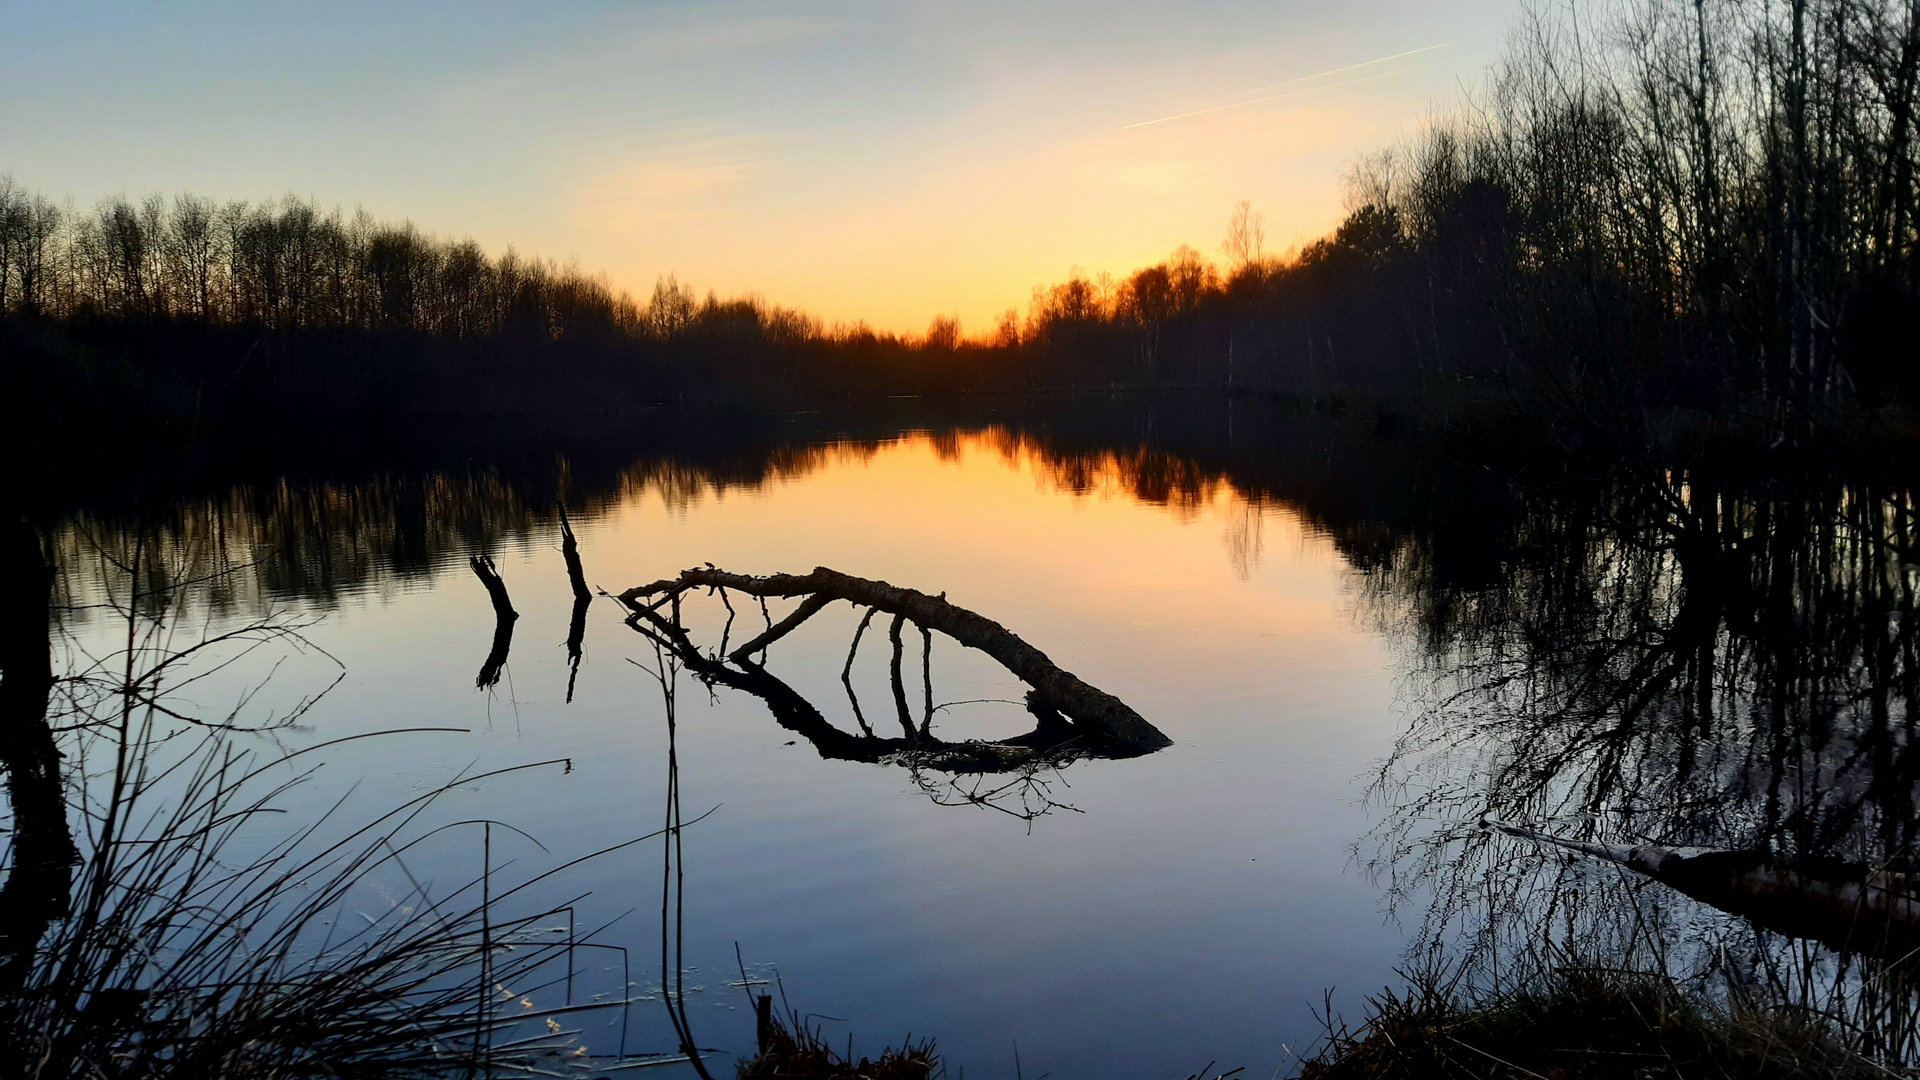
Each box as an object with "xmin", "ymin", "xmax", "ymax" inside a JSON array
[
  {"xmin": 1297, "ymin": 962, "xmax": 1895, "ymax": 1079},
  {"xmin": 4, "ymin": 0, "xmax": 1920, "ymax": 1075}
]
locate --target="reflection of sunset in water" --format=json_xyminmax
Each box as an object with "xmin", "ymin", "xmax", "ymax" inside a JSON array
[
  {"xmin": 588, "ymin": 430, "xmax": 1354, "ymax": 696},
  {"xmin": 52, "ymin": 420, "xmax": 1404, "ymax": 1077}
]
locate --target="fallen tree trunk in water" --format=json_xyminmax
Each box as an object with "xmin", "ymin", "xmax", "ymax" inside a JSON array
[
  {"xmin": 618, "ymin": 566, "xmax": 1172, "ymax": 752},
  {"xmin": 1487, "ymin": 821, "xmax": 1920, "ymax": 960}
]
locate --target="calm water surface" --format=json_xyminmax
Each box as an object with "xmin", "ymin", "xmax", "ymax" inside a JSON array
[
  {"xmin": 61, "ymin": 401, "xmax": 1915, "ymax": 1073},
  {"xmin": 58, "ymin": 423, "xmax": 1417, "ymax": 1078},
  {"xmin": 63, "ymin": 393, "xmax": 1920, "ymax": 1068}
]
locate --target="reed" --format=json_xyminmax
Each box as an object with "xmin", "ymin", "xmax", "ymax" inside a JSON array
[
  {"xmin": 1300, "ymin": 963, "xmax": 1889, "ymax": 1080},
  {"xmin": 735, "ymin": 1001, "xmax": 939, "ymax": 1080},
  {"xmin": 2, "ymin": 532, "xmax": 664, "ymax": 1078}
]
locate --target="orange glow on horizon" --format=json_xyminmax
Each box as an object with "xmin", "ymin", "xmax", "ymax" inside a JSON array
[
  {"xmin": 5, "ymin": 5, "xmax": 1510, "ymax": 339},
  {"xmin": 545, "ymin": 38, "xmax": 1487, "ymax": 339},
  {"xmin": 564, "ymin": 91, "xmax": 1415, "ymax": 338}
]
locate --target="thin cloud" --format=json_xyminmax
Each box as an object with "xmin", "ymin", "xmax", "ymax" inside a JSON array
[{"xmin": 1125, "ymin": 43, "xmax": 1452, "ymax": 129}]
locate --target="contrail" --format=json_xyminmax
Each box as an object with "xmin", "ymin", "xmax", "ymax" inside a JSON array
[{"xmin": 1124, "ymin": 42, "xmax": 1452, "ymax": 129}]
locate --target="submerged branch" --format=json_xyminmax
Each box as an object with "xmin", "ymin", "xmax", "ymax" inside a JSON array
[
  {"xmin": 470, "ymin": 554, "xmax": 518, "ymax": 621},
  {"xmin": 1488, "ymin": 822, "xmax": 1920, "ymax": 960},
  {"xmin": 471, "ymin": 555, "xmax": 517, "ymax": 689},
  {"xmin": 558, "ymin": 506, "xmax": 590, "ymax": 703},
  {"xmin": 619, "ymin": 566, "xmax": 1171, "ymax": 751}
]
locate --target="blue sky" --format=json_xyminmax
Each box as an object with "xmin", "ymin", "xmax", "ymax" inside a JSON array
[{"xmin": 3, "ymin": 0, "xmax": 1521, "ymax": 332}]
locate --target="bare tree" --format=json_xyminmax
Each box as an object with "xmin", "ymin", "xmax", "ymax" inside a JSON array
[
  {"xmin": 645, "ymin": 273, "xmax": 696, "ymax": 339},
  {"xmin": 1220, "ymin": 199, "xmax": 1266, "ymax": 271},
  {"xmin": 924, "ymin": 314, "xmax": 960, "ymax": 350},
  {"xmin": 164, "ymin": 195, "xmax": 219, "ymax": 321},
  {"xmin": 0, "ymin": 175, "xmax": 19, "ymax": 312}
]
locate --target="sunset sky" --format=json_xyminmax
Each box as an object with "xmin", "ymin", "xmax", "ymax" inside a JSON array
[{"xmin": 4, "ymin": 1, "xmax": 1520, "ymax": 335}]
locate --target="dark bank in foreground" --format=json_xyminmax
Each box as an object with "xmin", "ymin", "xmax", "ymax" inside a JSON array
[{"xmin": 1299, "ymin": 964, "xmax": 1889, "ymax": 1080}]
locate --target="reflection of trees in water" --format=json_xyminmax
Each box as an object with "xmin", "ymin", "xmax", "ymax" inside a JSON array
[
  {"xmin": 1005, "ymin": 435, "xmax": 1229, "ymax": 516},
  {"xmin": 1222, "ymin": 500, "xmax": 1268, "ymax": 580},
  {"xmin": 49, "ymin": 439, "xmax": 912, "ymax": 623},
  {"xmin": 52, "ymin": 472, "xmax": 545, "ymax": 619},
  {"xmin": 49, "ymin": 398, "xmax": 1476, "ymax": 621},
  {"xmin": 610, "ymin": 440, "xmax": 885, "ymax": 514},
  {"xmin": 1361, "ymin": 460, "xmax": 1920, "ymax": 1055}
]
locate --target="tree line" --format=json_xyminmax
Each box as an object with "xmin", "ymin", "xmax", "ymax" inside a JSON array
[
  {"xmin": 5, "ymin": 0, "xmax": 1918, "ymax": 456},
  {"xmin": 998, "ymin": 0, "xmax": 1920, "ymax": 432},
  {"xmin": 0, "ymin": 179, "xmax": 852, "ymax": 353}
]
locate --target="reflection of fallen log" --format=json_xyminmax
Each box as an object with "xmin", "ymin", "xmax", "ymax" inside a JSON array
[
  {"xmin": 680, "ymin": 638, "xmax": 1102, "ymax": 772},
  {"xmin": 621, "ymin": 594, "xmax": 1124, "ymax": 822},
  {"xmin": 618, "ymin": 566, "xmax": 1171, "ymax": 752},
  {"xmin": 618, "ymin": 566, "xmax": 1163, "ymax": 822},
  {"xmin": 1488, "ymin": 822, "xmax": 1920, "ymax": 960}
]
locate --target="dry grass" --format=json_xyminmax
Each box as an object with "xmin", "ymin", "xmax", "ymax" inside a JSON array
[
  {"xmin": 735, "ymin": 1002, "xmax": 939, "ymax": 1080},
  {"xmin": 1299, "ymin": 966, "xmax": 1897, "ymax": 1080},
  {"xmin": 1, "ymin": 538, "xmax": 659, "ymax": 1079}
]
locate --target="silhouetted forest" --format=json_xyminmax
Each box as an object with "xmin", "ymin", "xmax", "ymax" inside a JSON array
[
  {"xmin": 5, "ymin": 0, "xmax": 1918, "ymax": 505},
  {"xmin": 1006, "ymin": 0, "xmax": 1920, "ymax": 432}
]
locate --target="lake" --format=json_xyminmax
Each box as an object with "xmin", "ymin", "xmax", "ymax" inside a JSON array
[{"xmin": 43, "ymin": 393, "xmax": 1920, "ymax": 1075}]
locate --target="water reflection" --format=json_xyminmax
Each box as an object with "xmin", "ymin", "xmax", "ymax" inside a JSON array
[
  {"xmin": 19, "ymin": 394, "xmax": 1560, "ymax": 1073},
  {"xmin": 51, "ymin": 395, "xmax": 1473, "ymax": 622},
  {"xmin": 1363, "ymin": 458, "xmax": 1920, "ymax": 1056},
  {"xmin": 6, "ymin": 530, "xmax": 670, "ymax": 1075}
]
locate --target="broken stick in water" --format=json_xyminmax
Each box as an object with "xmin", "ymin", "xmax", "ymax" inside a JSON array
[
  {"xmin": 1486, "ymin": 820, "xmax": 1920, "ymax": 960},
  {"xmin": 618, "ymin": 565, "xmax": 1172, "ymax": 752},
  {"xmin": 556, "ymin": 506, "xmax": 591, "ymax": 702},
  {"xmin": 557, "ymin": 505, "xmax": 591, "ymax": 605},
  {"xmin": 470, "ymin": 554, "xmax": 518, "ymax": 621},
  {"xmin": 470, "ymin": 555, "xmax": 517, "ymax": 688}
]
